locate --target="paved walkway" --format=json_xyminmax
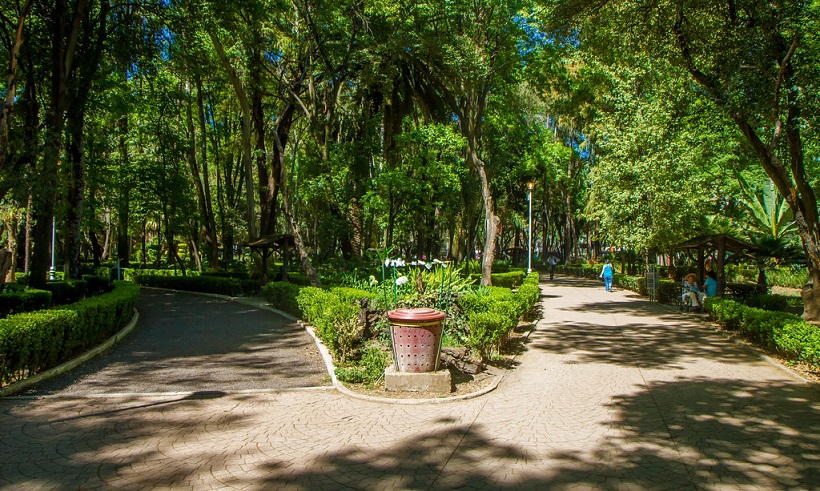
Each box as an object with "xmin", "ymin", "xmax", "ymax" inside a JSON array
[{"xmin": 1, "ymin": 277, "xmax": 818, "ymax": 489}]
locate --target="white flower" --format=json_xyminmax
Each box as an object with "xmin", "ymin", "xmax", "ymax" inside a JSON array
[
  {"xmin": 395, "ymin": 275, "xmax": 409, "ymax": 286},
  {"xmin": 384, "ymin": 258, "xmax": 390, "ymax": 267}
]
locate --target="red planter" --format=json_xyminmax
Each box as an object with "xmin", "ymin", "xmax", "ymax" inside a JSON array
[{"xmin": 387, "ymin": 308, "xmax": 446, "ymax": 373}]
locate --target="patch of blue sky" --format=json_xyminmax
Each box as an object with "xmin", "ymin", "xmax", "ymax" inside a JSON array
[{"xmin": 265, "ymin": 50, "xmax": 284, "ymax": 63}]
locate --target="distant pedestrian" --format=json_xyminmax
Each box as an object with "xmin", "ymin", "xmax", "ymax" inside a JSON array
[
  {"xmin": 547, "ymin": 254, "xmax": 558, "ymax": 280},
  {"xmin": 600, "ymin": 259, "xmax": 614, "ymax": 292}
]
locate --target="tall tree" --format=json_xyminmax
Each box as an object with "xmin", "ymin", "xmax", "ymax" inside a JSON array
[{"xmin": 551, "ymin": 0, "xmax": 820, "ymax": 318}]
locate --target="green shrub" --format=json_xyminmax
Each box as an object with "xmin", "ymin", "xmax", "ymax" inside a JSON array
[
  {"xmin": 261, "ymin": 281, "xmax": 303, "ymax": 316},
  {"xmin": 656, "ymin": 280, "xmax": 681, "ymax": 304},
  {"xmin": 82, "ymin": 275, "xmax": 111, "ymax": 296},
  {"xmin": 335, "ymin": 345, "xmax": 390, "ymax": 384},
  {"xmin": 42, "ymin": 280, "xmax": 88, "ymax": 305},
  {"xmin": 705, "ymin": 296, "xmax": 820, "ymax": 368},
  {"xmin": 329, "ymin": 287, "xmax": 371, "ymax": 305},
  {"xmin": 201, "ymin": 271, "xmax": 250, "ymax": 280},
  {"xmin": 0, "ymin": 289, "xmax": 52, "ymax": 318},
  {"xmin": 122, "ymin": 267, "xmax": 199, "ymax": 282},
  {"xmin": 465, "ymin": 311, "xmax": 510, "ymax": 358},
  {"xmin": 0, "ymin": 282, "xmax": 139, "ymax": 385},
  {"xmin": 296, "ymin": 287, "xmax": 360, "ymax": 359},
  {"xmin": 773, "ymin": 319, "xmax": 820, "ymax": 366},
  {"xmin": 458, "ymin": 286, "xmax": 522, "ymax": 359},
  {"xmin": 134, "ymin": 274, "xmax": 241, "ymax": 296},
  {"xmin": 490, "ymin": 271, "xmax": 525, "ymax": 288},
  {"xmin": 743, "ymin": 294, "xmax": 790, "ymax": 312},
  {"xmin": 766, "ymin": 267, "xmax": 808, "ymax": 289},
  {"xmin": 614, "ymin": 274, "xmax": 648, "ymax": 296},
  {"xmin": 725, "ymin": 282, "xmax": 763, "ymax": 300}
]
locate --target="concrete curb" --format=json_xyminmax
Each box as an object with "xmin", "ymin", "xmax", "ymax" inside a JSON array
[{"xmin": 0, "ymin": 309, "xmax": 140, "ymax": 397}]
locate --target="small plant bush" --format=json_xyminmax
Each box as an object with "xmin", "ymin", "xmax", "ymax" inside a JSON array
[
  {"xmin": 261, "ymin": 281, "xmax": 303, "ymax": 316},
  {"xmin": 335, "ymin": 345, "xmax": 390, "ymax": 384},
  {"xmin": 705, "ymin": 296, "xmax": 820, "ymax": 368},
  {"xmin": 134, "ymin": 274, "xmax": 242, "ymax": 296},
  {"xmin": 296, "ymin": 287, "xmax": 369, "ymax": 360}
]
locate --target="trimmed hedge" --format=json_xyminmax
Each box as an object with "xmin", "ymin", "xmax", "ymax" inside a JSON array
[
  {"xmin": 42, "ymin": 280, "xmax": 88, "ymax": 305},
  {"xmin": 705, "ymin": 296, "xmax": 820, "ymax": 368},
  {"xmin": 261, "ymin": 281, "xmax": 302, "ymax": 316},
  {"xmin": 0, "ymin": 281, "xmax": 140, "ymax": 386},
  {"xmin": 457, "ymin": 272, "xmax": 541, "ymax": 359},
  {"xmin": 0, "ymin": 289, "xmax": 52, "ymax": 318},
  {"xmin": 469, "ymin": 270, "xmax": 527, "ymax": 288},
  {"xmin": 296, "ymin": 286, "xmax": 370, "ymax": 360},
  {"xmin": 134, "ymin": 274, "xmax": 242, "ymax": 296}
]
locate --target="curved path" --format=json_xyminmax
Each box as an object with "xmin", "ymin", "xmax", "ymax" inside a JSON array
[{"xmin": 1, "ymin": 277, "xmax": 819, "ymax": 489}]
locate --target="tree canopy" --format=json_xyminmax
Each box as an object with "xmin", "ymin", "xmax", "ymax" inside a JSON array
[{"xmin": 0, "ymin": 0, "xmax": 817, "ymax": 315}]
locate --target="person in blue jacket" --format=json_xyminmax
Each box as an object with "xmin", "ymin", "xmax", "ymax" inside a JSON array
[
  {"xmin": 700, "ymin": 270, "xmax": 718, "ymax": 304},
  {"xmin": 600, "ymin": 259, "xmax": 614, "ymax": 292}
]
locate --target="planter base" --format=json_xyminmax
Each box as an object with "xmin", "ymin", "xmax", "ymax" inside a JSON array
[{"xmin": 384, "ymin": 366, "xmax": 452, "ymax": 394}]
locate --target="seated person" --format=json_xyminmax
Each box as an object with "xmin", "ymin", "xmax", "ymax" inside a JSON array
[
  {"xmin": 700, "ymin": 270, "xmax": 717, "ymax": 304},
  {"xmin": 682, "ymin": 273, "xmax": 702, "ymax": 309}
]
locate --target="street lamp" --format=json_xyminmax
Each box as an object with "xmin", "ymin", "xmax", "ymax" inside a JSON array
[
  {"xmin": 49, "ymin": 216, "xmax": 56, "ymax": 280},
  {"xmin": 527, "ymin": 181, "xmax": 534, "ymax": 274}
]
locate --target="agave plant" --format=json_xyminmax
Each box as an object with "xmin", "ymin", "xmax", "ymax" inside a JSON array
[
  {"xmin": 735, "ymin": 173, "xmax": 801, "ymax": 291},
  {"xmin": 735, "ymin": 173, "xmax": 796, "ymax": 241}
]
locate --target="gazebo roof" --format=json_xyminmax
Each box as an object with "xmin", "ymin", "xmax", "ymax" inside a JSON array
[
  {"xmin": 239, "ymin": 234, "xmax": 295, "ymax": 250},
  {"xmin": 675, "ymin": 233, "xmax": 757, "ymax": 252}
]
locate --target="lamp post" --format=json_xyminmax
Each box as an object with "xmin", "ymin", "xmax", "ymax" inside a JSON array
[
  {"xmin": 48, "ymin": 216, "xmax": 56, "ymax": 281},
  {"xmin": 527, "ymin": 181, "xmax": 534, "ymax": 274}
]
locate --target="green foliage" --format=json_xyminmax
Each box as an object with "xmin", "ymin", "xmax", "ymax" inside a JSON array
[
  {"xmin": 82, "ymin": 275, "xmax": 112, "ymax": 296},
  {"xmin": 296, "ymin": 287, "xmax": 364, "ymax": 360},
  {"xmin": 261, "ymin": 282, "xmax": 303, "ymax": 316},
  {"xmin": 614, "ymin": 274, "xmax": 648, "ymax": 296},
  {"xmin": 134, "ymin": 274, "xmax": 242, "ymax": 296},
  {"xmin": 42, "ymin": 281, "xmax": 89, "ymax": 305},
  {"xmin": 457, "ymin": 280, "xmax": 539, "ymax": 360},
  {"xmin": 470, "ymin": 271, "xmax": 525, "ymax": 288},
  {"xmin": 0, "ymin": 289, "xmax": 53, "ymax": 318},
  {"xmin": 705, "ymin": 297, "xmax": 820, "ymax": 368},
  {"xmin": 122, "ymin": 268, "xmax": 199, "ymax": 283},
  {"xmin": 725, "ymin": 283, "xmax": 764, "ymax": 301},
  {"xmin": 0, "ymin": 282, "xmax": 140, "ymax": 386},
  {"xmin": 742, "ymin": 294, "xmax": 790, "ymax": 313},
  {"xmin": 335, "ymin": 345, "xmax": 390, "ymax": 384}
]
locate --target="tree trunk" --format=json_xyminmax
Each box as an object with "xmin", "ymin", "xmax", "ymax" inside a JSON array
[
  {"xmin": 65, "ymin": 103, "xmax": 86, "ymax": 280},
  {"xmin": 117, "ymin": 116, "xmax": 131, "ymax": 266},
  {"xmin": 801, "ymin": 269, "xmax": 820, "ymax": 322},
  {"xmin": 195, "ymin": 77, "xmax": 219, "ymax": 270},
  {"xmin": 208, "ymin": 29, "xmax": 256, "ymax": 241},
  {"xmin": 476, "ymin": 161, "xmax": 499, "ymax": 287},
  {"xmin": 273, "ymin": 131, "xmax": 320, "ymax": 287},
  {"xmin": 0, "ymin": 0, "xmax": 35, "ymax": 177}
]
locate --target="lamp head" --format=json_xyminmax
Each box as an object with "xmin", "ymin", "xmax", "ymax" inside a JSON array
[{"xmin": 527, "ymin": 181, "xmax": 535, "ymax": 191}]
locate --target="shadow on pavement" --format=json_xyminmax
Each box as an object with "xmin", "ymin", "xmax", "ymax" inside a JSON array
[{"xmin": 23, "ymin": 289, "xmax": 330, "ymax": 395}]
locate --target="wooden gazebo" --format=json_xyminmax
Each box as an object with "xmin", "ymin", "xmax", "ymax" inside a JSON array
[
  {"xmin": 240, "ymin": 234, "xmax": 295, "ymax": 283},
  {"xmin": 675, "ymin": 234, "xmax": 757, "ymax": 296}
]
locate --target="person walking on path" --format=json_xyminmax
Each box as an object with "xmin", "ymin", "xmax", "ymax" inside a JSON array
[
  {"xmin": 547, "ymin": 254, "xmax": 558, "ymax": 280},
  {"xmin": 600, "ymin": 259, "xmax": 614, "ymax": 292}
]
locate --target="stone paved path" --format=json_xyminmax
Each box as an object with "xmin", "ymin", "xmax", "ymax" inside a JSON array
[{"xmin": 1, "ymin": 277, "xmax": 818, "ymax": 490}]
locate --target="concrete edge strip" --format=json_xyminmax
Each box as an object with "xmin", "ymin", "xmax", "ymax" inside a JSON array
[
  {"xmin": 0, "ymin": 309, "xmax": 140, "ymax": 398},
  {"xmin": 140, "ymin": 286, "xmax": 506, "ymax": 403},
  {"xmin": 4, "ymin": 386, "xmax": 337, "ymax": 401}
]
